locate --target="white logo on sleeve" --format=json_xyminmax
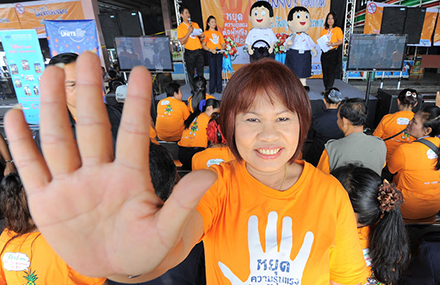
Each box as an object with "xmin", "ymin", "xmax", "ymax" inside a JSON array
[
  {"xmin": 397, "ymin": 117, "xmax": 410, "ymax": 125},
  {"xmin": 2, "ymin": 252, "xmax": 30, "ymax": 271},
  {"xmin": 210, "ymin": 34, "xmax": 220, "ymax": 45},
  {"xmin": 427, "ymin": 149, "xmax": 438, "ymax": 160},
  {"xmin": 160, "ymin": 100, "xmax": 170, "ymax": 105},
  {"xmin": 207, "ymin": 158, "xmax": 224, "ymax": 167},
  {"xmin": 219, "ymin": 211, "xmax": 314, "ymax": 284}
]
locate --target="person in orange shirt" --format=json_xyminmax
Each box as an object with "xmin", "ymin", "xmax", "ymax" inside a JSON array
[
  {"xmin": 178, "ymin": 98, "xmax": 220, "ymax": 170},
  {"xmin": 156, "ymin": 82, "xmax": 190, "ymax": 142},
  {"xmin": 192, "ymin": 115, "xmax": 234, "ymax": 170},
  {"xmin": 6, "ymin": 54, "xmax": 369, "ymax": 285},
  {"xmin": 332, "ymin": 164, "xmax": 409, "ymax": 285},
  {"xmin": 320, "ymin": 12, "xmax": 343, "ymax": 93},
  {"xmin": 0, "ymin": 173, "xmax": 107, "ymax": 285},
  {"xmin": 177, "ymin": 6, "xmax": 204, "ymax": 89},
  {"xmin": 187, "ymin": 76, "xmax": 215, "ymax": 113},
  {"xmin": 388, "ymin": 105, "xmax": 440, "ymax": 219},
  {"xmin": 373, "ymin": 88, "xmax": 418, "ymax": 164},
  {"xmin": 202, "ymin": 16, "xmax": 225, "ymax": 94}
]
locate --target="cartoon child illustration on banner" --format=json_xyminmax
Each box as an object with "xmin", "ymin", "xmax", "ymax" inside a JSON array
[
  {"xmin": 285, "ymin": 7, "xmax": 317, "ymax": 92},
  {"xmin": 245, "ymin": 1, "xmax": 276, "ymax": 62}
]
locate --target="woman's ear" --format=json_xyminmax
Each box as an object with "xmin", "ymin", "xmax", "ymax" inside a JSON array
[{"xmin": 424, "ymin": 126, "xmax": 432, "ymax": 136}]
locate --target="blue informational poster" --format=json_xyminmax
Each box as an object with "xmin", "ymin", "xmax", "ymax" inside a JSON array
[
  {"xmin": 45, "ymin": 20, "xmax": 100, "ymax": 57},
  {"xmin": 0, "ymin": 29, "xmax": 44, "ymax": 124}
]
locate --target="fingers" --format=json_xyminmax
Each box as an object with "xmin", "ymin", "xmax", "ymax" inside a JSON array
[
  {"xmin": 279, "ymin": 216, "xmax": 293, "ymax": 257},
  {"xmin": 156, "ymin": 170, "xmax": 217, "ymax": 248},
  {"xmin": 265, "ymin": 211, "xmax": 278, "ymax": 252},
  {"xmin": 294, "ymin": 231, "xmax": 314, "ymax": 270},
  {"xmin": 4, "ymin": 109, "xmax": 51, "ymax": 194},
  {"xmin": 115, "ymin": 66, "xmax": 152, "ymax": 171},
  {"xmin": 248, "ymin": 215, "xmax": 263, "ymax": 259},
  {"xmin": 39, "ymin": 64, "xmax": 81, "ymax": 176},
  {"xmin": 75, "ymin": 52, "xmax": 114, "ymax": 165}
]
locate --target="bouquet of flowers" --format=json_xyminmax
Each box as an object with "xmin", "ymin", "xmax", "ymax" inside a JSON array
[
  {"xmin": 274, "ymin": 33, "xmax": 289, "ymax": 64},
  {"xmin": 223, "ymin": 37, "xmax": 238, "ymax": 59},
  {"xmin": 223, "ymin": 37, "xmax": 237, "ymax": 75}
]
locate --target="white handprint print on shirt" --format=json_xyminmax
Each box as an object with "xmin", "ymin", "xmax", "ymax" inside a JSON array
[
  {"xmin": 209, "ymin": 34, "xmax": 220, "ymax": 45},
  {"xmin": 219, "ymin": 211, "xmax": 314, "ymax": 285}
]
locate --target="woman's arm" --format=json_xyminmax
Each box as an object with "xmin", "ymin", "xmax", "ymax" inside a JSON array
[
  {"xmin": 0, "ymin": 133, "xmax": 16, "ymax": 175},
  {"xmin": 4, "ymin": 51, "xmax": 217, "ymax": 278}
]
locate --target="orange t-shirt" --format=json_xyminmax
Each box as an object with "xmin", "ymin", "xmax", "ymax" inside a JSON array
[
  {"xmin": 320, "ymin": 27, "xmax": 343, "ymax": 50},
  {"xmin": 191, "ymin": 146, "xmax": 235, "ymax": 170},
  {"xmin": 187, "ymin": 94, "xmax": 215, "ymax": 113},
  {"xmin": 388, "ymin": 137, "xmax": 440, "ymax": 219},
  {"xmin": 156, "ymin": 97, "xmax": 190, "ymax": 142},
  {"xmin": 178, "ymin": 113, "xmax": 211, "ymax": 148},
  {"xmin": 373, "ymin": 110, "xmax": 415, "ymax": 163},
  {"xmin": 358, "ymin": 226, "xmax": 371, "ymax": 269},
  {"xmin": 177, "ymin": 22, "xmax": 202, "ymax": 51},
  {"xmin": 150, "ymin": 125, "xmax": 159, "ymax": 145},
  {"xmin": 0, "ymin": 230, "xmax": 106, "ymax": 285},
  {"xmin": 197, "ymin": 160, "xmax": 368, "ymax": 285},
  {"xmin": 203, "ymin": 30, "xmax": 225, "ymax": 50}
]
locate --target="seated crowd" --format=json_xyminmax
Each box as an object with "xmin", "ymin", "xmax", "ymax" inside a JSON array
[{"xmin": 0, "ymin": 52, "xmax": 439, "ymax": 285}]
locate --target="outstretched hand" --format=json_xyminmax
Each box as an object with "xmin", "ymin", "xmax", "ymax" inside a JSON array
[{"xmin": 5, "ymin": 52, "xmax": 216, "ymax": 277}]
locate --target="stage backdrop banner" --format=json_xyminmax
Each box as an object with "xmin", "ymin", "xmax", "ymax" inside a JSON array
[
  {"xmin": 45, "ymin": 19, "xmax": 100, "ymax": 57},
  {"xmin": 407, "ymin": 8, "xmax": 437, "ymax": 47},
  {"xmin": 364, "ymin": 2, "xmax": 399, "ymax": 34},
  {"xmin": 14, "ymin": 0, "xmax": 84, "ymax": 38},
  {"xmin": 200, "ymin": 0, "xmax": 330, "ymax": 75},
  {"xmin": 0, "ymin": 29, "xmax": 44, "ymax": 124},
  {"xmin": 0, "ymin": 4, "xmax": 22, "ymax": 31},
  {"xmin": 434, "ymin": 10, "xmax": 440, "ymax": 46}
]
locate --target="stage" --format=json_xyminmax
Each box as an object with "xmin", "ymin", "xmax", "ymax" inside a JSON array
[{"xmin": 153, "ymin": 78, "xmax": 378, "ymax": 128}]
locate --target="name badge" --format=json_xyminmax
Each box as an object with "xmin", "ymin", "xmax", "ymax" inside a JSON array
[{"xmin": 299, "ymin": 49, "xmax": 304, "ymax": 54}]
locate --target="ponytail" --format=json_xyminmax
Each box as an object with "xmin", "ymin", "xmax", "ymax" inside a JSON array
[
  {"xmin": 369, "ymin": 183, "xmax": 409, "ymax": 285},
  {"xmin": 190, "ymin": 76, "xmax": 207, "ymax": 114},
  {"xmin": 332, "ymin": 164, "xmax": 409, "ymax": 285},
  {"xmin": 184, "ymin": 98, "xmax": 220, "ymax": 129}
]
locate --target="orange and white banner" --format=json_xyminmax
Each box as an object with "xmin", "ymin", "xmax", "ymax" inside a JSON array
[
  {"xmin": 200, "ymin": 0, "xmax": 330, "ymax": 65},
  {"xmin": 434, "ymin": 10, "xmax": 440, "ymax": 46},
  {"xmin": 14, "ymin": 0, "xmax": 84, "ymax": 37},
  {"xmin": 408, "ymin": 8, "xmax": 438, "ymax": 46},
  {"xmin": 364, "ymin": 2, "xmax": 397, "ymax": 34},
  {"xmin": 0, "ymin": 4, "xmax": 22, "ymax": 31}
]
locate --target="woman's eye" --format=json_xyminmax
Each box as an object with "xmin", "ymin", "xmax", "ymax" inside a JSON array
[
  {"xmin": 246, "ymin": 118, "xmax": 259, "ymax": 123},
  {"xmin": 277, "ymin": 117, "xmax": 289, "ymax": 122}
]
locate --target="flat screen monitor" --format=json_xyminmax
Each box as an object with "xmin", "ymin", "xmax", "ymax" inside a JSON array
[
  {"xmin": 115, "ymin": 36, "xmax": 173, "ymax": 72},
  {"xmin": 347, "ymin": 34, "xmax": 407, "ymax": 71}
]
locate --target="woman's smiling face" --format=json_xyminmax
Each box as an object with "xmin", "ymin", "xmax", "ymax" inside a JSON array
[{"xmin": 235, "ymin": 95, "xmax": 300, "ymax": 178}]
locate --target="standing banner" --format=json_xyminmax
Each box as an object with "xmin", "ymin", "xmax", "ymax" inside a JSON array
[
  {"xmin": 434, "ymin": 11, "xmax": 440, "ymax": 46},
  {"xmin": 0, "ymin": 29, "xmax": 44, "ymax": 124},
  {"xmin": 14, "ymin": 0, "xmax": 84, "ymax": 38},
  {"xmin": 45, "ymin": 20, "xmax": 100, "ymax": 57},
  {"xmin": 0, "ymin": 4, "xmax": 22, "ymax": 31},
  {"xmin": 407, "ymin": 8, "xmax": 437, "ymax": 46},
  {"xmin": 200, "ymin": 0, "xmax": 330, "ymax": 73}
]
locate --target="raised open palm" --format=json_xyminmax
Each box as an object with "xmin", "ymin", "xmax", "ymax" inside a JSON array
[{"xmin": 4, "ymin": 52, "xmax": 216, "ymax": 277}]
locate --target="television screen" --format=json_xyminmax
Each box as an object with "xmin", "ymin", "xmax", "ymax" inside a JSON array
[
  {"xmin": 115, "ymin": 36, "xmax": 173, "ymax": 72},
  {"xmin": 347, "ymin": 34, "xmax": 407, "ymax": 71}
]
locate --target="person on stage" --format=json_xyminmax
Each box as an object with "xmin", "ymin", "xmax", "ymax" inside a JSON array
[
  {"xmin": 202, "ymin": 16, "xmax": 225, "ymax": 94},
  {"xmin": 320, "ymin": 12, "xmax": 343, "ymax": 94},
  {"xmin": 177, "ymin": 6, "xmax": 205, "ymax": 90}
]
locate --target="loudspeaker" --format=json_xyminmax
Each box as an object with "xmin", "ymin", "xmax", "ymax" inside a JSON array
[
  {"xmin": 98, "ymin": 14, "xmax": 122, "ymax": 49},
  {"xmin": 118, "ymin": 11, "xmax": 144, "ymax": 37},
  {"xmin": 380, "ymin": 7, "xmax": 407, "ymax": 34},
  {"xmin": 403, "ymin": 8, "xmax": 426, "ymax": 44}
]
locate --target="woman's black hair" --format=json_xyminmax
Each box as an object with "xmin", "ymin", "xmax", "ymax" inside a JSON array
[
  {"xmin": 323, "ymin": 87, "xmax": 343, "ymax": 105},
  {"xmin": 0, "ymin": 173, "xmax": 35, "ymax": 235},
  {"xmin": 324, "ymin": 11, "xmax": 338, "ymax": 29},
  {"xmin": 206, "ymin": 15, "xmax": 218, "ymax": 31},
  {"xmin": 190, "ymin": 76, "xmax": 207, "ymax": 113},
  {"xmin": 419, "ymin": 105, "xmax": 440, "ymax": 170},
  {"xmin": 184, "ymin": 98, "xmax": 220, "ymax": 129},
  {"xmin": 332, "ymin": 164, "xmax": 409, "ymax": 285},
  {"xmin": 397, "ymin": 88, "xmax": 418, "ymax": 108}
]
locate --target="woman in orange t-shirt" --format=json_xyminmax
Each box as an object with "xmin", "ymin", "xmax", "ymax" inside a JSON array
[
  {"xmin": 0, "ymin": 174, "xmax": 106, "ymax": 285},
  {"xmin": 192, "ymin": 116, "xmax": 234, "ymax": 170},
  {"xmin": 320, "ymin": 12, "xmax": 343, "ymax": 92},
  {"xmin": 388, "ymin": 105, "xmax": 440, "ymax": 219},
  {"xmin": 178, "ymin": 98, "xmax": 220, "ymax": 170},
  {"xmin": 187, "ymin": 76, "xmax": 215, "ymax": 113},
  {"xmin": 332, "ymin": 164, "xmax": 409, "ymax": 285},
  {"xmin": 202, "ymin": 16, "xmax": 225, "ymax": 94},
  {"xmin": 373, "ymin": 88, "xmax": 418, "ymax": 164}
]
